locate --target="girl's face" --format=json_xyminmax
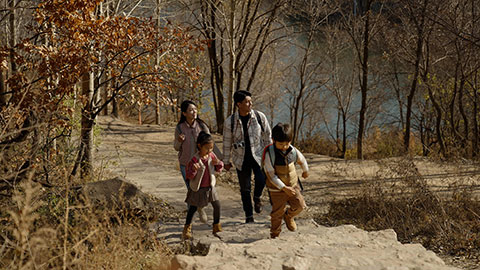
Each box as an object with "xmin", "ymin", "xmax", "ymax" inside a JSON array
[
  {"xmin": 182, "ymin": 104, "xmax": 197, "ymax": 122},
  {"xmin": 198, "ymin": 142, "xmax": 214, "ymax": 156}
]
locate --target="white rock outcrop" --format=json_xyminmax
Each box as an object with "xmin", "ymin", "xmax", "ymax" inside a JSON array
[{"xmin": 169, "ymin": 219, "xmax": 457, "ymax": 270}]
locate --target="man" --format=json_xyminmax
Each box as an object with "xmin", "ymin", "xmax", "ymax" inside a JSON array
[{"xmin": 223, "ymin": 90, "xmax": 272, "ymax": 223}]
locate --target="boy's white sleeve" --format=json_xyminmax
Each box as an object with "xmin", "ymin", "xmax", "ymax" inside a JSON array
[
  {"xmin": 264, "ymin": 153, "xmax": 285, "ymax": 190},
  {"xmin": 296, "ymin": 149, "xmax": 309, "ymax": 173}
]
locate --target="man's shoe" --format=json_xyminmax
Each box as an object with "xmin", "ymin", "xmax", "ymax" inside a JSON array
[
  {"xmin": 284, "ymin": 213, "xmax": 297, "ymax": 231},
  {"xmin": 254, "ymin": 201, "xmax": 263, "ymax": 213},
  {"xmin": 245, "ymin": 216, "xmax": 255, "ymax": 223},
  {"xmin": 198, "ymin": 207, "xmax": 208, "ymax": 224}
]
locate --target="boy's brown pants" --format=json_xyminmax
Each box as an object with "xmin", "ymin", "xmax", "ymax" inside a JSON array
[{"xmin": 269, "ymin": 185, "xmax": 306, "ymax": 236}]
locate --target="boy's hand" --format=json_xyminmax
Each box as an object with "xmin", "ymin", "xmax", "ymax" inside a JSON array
[
  {"xmin": 282, "ymin": 186, "xmax": 296, "ymax": 197},
  {"xmin": 302, "ymin": 171, "xmax": 309, "ymax": 179}
]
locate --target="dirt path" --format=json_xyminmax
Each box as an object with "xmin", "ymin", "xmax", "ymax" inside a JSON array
[
  {"xmin": 93, "ymin": 115, "xmax": 478, "ymax": 269},
  {"xmin": 94, "ymin": 116, "xmax": 275, "ymax": 246}
]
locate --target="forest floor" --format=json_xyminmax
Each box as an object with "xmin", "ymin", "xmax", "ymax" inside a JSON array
[{"xmin": 94, "ymin": 115, "xmax": 480, "ymax": 270}]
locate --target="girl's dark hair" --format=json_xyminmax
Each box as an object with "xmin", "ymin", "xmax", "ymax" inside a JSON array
[
  {"xmin": 197, "ymin": 131, "xmax": 213, "ymax": 148},
  {"xmin": 272, "ymin": 123, "xmax": 293, "ymax": 142}
]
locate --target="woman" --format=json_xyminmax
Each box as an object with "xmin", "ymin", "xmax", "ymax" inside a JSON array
[{"xmin": 174, "ymin": 100, "xmax": 221, "ymax": 223}]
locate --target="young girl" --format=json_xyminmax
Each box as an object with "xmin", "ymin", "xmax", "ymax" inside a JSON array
[
  {"xmin": 174, "ymin": 100, "xmax": 214, "ymax": 223},
  {"xmin": 182, "ymin": 131, "xmax": 224, "ymax": 239}
]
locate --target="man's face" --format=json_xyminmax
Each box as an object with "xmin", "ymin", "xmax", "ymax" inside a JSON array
[{"xmin": 237, "ymin": 96, "xmax": 252, "ymax": 114}]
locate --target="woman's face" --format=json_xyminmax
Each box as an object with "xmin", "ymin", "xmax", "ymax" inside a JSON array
[{"xmin": 182, "ymin": 104, "xmax": 197, "ymax": 122}]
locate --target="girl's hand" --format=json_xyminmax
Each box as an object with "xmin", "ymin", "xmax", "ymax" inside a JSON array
[
  {"xmin": 302, "ymin": 171, "xmax": 309, "ymax": 179},
  {"xmin": 211, "ymin": 155, "xmax": 219, "ymax": 166},
  {"xmin": 193, "ymin": 162, "xmax": 201, "ymax": 171},
  {"xmin": 177, "ymin": 134, "xmax": 186, "ymax": 142}
]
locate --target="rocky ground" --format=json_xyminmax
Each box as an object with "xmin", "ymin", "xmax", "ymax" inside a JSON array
[{"xmin": 94, "ymin": 115, "xmax": 477, "ymax": 270}]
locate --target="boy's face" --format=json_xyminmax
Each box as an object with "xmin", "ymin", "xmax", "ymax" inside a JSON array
[{"xmin": 274, "ymin": 140, "xmax": 291, "ymax": 151}]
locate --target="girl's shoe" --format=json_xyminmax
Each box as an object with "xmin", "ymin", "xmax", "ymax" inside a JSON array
[
  {"xmin": 182, "ymin": 224, "xmax": 192, "ymax": 240},
  {"xmin": 212, "ymin": 223, "xmax": 222, "ymax": 234},
  {"xmin": 198, "ymin": 207, "xmax": 208, "ymax": 224}
]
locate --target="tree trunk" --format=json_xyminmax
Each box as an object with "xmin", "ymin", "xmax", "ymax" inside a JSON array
[
  {"xmin": 227, "ymin": 0, "xmax": 235, "ymax": 117},
  {"xmin": 472, "ymin": 73, "xmax": 478, "ymax": 157},
  {"xmin": 9, "ymin": 0, "xmax": 16, "ymax": 75},
  {"xmin": 458, "ymin": 76, "xmax": 468, "ymax": 150},
  {"xmin": 205, "ymin": 2, "xmax": 225, "ymax": 133},
  {"xmin": 357, "ymin": 1, "xmax": 371, "ymax": 160},
  {"xmin": 0, "ymin": 70, "xmax": 5, "ymax": 107},
  {"xmin": 404, "ymin": 0, "xmax": 428, "ymax": 153},
  {"xmin": 79, "ymin": 72, "xmax": 95, "ymax": 178}
]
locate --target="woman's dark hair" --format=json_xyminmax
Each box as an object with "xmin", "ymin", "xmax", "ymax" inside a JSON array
[
  {"xmin": 178, "ymin": 100, "xmax": 210, "ymax": 130},
  {"xmin": 272, "ymin": 123, "xmax": 293, "ymax": 142},
  {"xmin": 197, "ymin": 131, "xmax": 214, "ymax": 149},
  {"xmin": 178, "ymin": 100, "xmax": 196, "ymax": 124}
]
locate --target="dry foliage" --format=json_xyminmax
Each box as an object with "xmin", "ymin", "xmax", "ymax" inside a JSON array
[
  {"xmin": 315, "ymin": 158, "xmax": 480, "ymax": 265},
  {"xmin": 0, "ymin": 176, "xmax": 178, "ymax": 269}
]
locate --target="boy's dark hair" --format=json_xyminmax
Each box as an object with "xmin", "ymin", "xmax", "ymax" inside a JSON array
[
  {"xmin": 197, "ymin": 131, "xmax": 213, "ymax": 148},
  {"xmin": 272, "ymin": 123, "xmax": 293, "ymax": 142},
  {"xmin": 233, "ymin": 90, "xmax": 251, "ymax": 105}
]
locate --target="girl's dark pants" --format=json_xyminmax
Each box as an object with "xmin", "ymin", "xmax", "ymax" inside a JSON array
[{"xmin": 185, "ymin": 201, "xmax": 221, "ymax": 225}]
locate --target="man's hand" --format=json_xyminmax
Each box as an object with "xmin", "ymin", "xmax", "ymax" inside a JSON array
[
  {"xmin": 302, "ymin": 171, "xmax": 309, "ymax": 179},
  {"xmin": 224, "ymin": 163, "xmax": 233, "ymax": 171},
  {"xmin": 282, "ymin": 186, "xmax": 296, "ymax": 197},
  {"xmin": 177, "ymin": 134, "xmax": 186, "ymax": 142}
]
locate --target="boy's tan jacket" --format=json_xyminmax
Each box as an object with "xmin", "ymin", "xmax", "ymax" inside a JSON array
[
  {"xmin": 189, "ymin": 153, "xmax": 217, "ymax": 192},
  {"xmin": 266, "ymin": 163, "xmax": 298, "ymax": 191}
]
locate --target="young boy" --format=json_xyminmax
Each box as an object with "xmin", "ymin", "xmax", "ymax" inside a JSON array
[{"xmin": 262, "ymin": 123, "xmax": 309, "ymax": 238}]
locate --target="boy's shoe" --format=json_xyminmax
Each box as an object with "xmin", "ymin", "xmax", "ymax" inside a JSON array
[
  {"xmin": 212, "ymin": 223, "xmax": 223, "ymax": 234},
  {"xmin": 245, "ymin": 216, "xmax": 255, "ymax": 223},
  {"xmin": 284, "ymin": 214, "xmax": 297, "ymax": 231},
  {"xmin": 254, "ymin": 201, "xmax": 263, "ymax": 213},
  {"xmin": 198, "ymin": 207, "xmax": 208, "ymax": 224},
  {"xmin": 270, "ymin": 232, "xmax": 280, "ymax": 239},
  {"xmin": 182, "ymin": 224, "xmax": 192, "ymax": 240}
]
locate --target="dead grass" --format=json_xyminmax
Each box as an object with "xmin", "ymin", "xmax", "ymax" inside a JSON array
[{"xmin": 313, "ymin": 157, "xmax": 480, "ymax": 269}]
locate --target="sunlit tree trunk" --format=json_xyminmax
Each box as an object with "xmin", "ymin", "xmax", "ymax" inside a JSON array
[{"xmin": 79, "ymin": 72, "xmax": 95, "ymax": 178}]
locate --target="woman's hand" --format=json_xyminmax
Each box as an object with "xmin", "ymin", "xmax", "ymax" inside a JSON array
[{"xmin": 177, "ymin": 134, "xmax": 186, "ymax": 142}]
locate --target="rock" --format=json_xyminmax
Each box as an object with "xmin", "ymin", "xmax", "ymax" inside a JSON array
[
  {"xmin": 78, "ymin": 177, "xmax": 160, "ymax": 221},
  {"xmin": 168, "ymin": 219, "xmax": 458, "ymax": 270}
]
